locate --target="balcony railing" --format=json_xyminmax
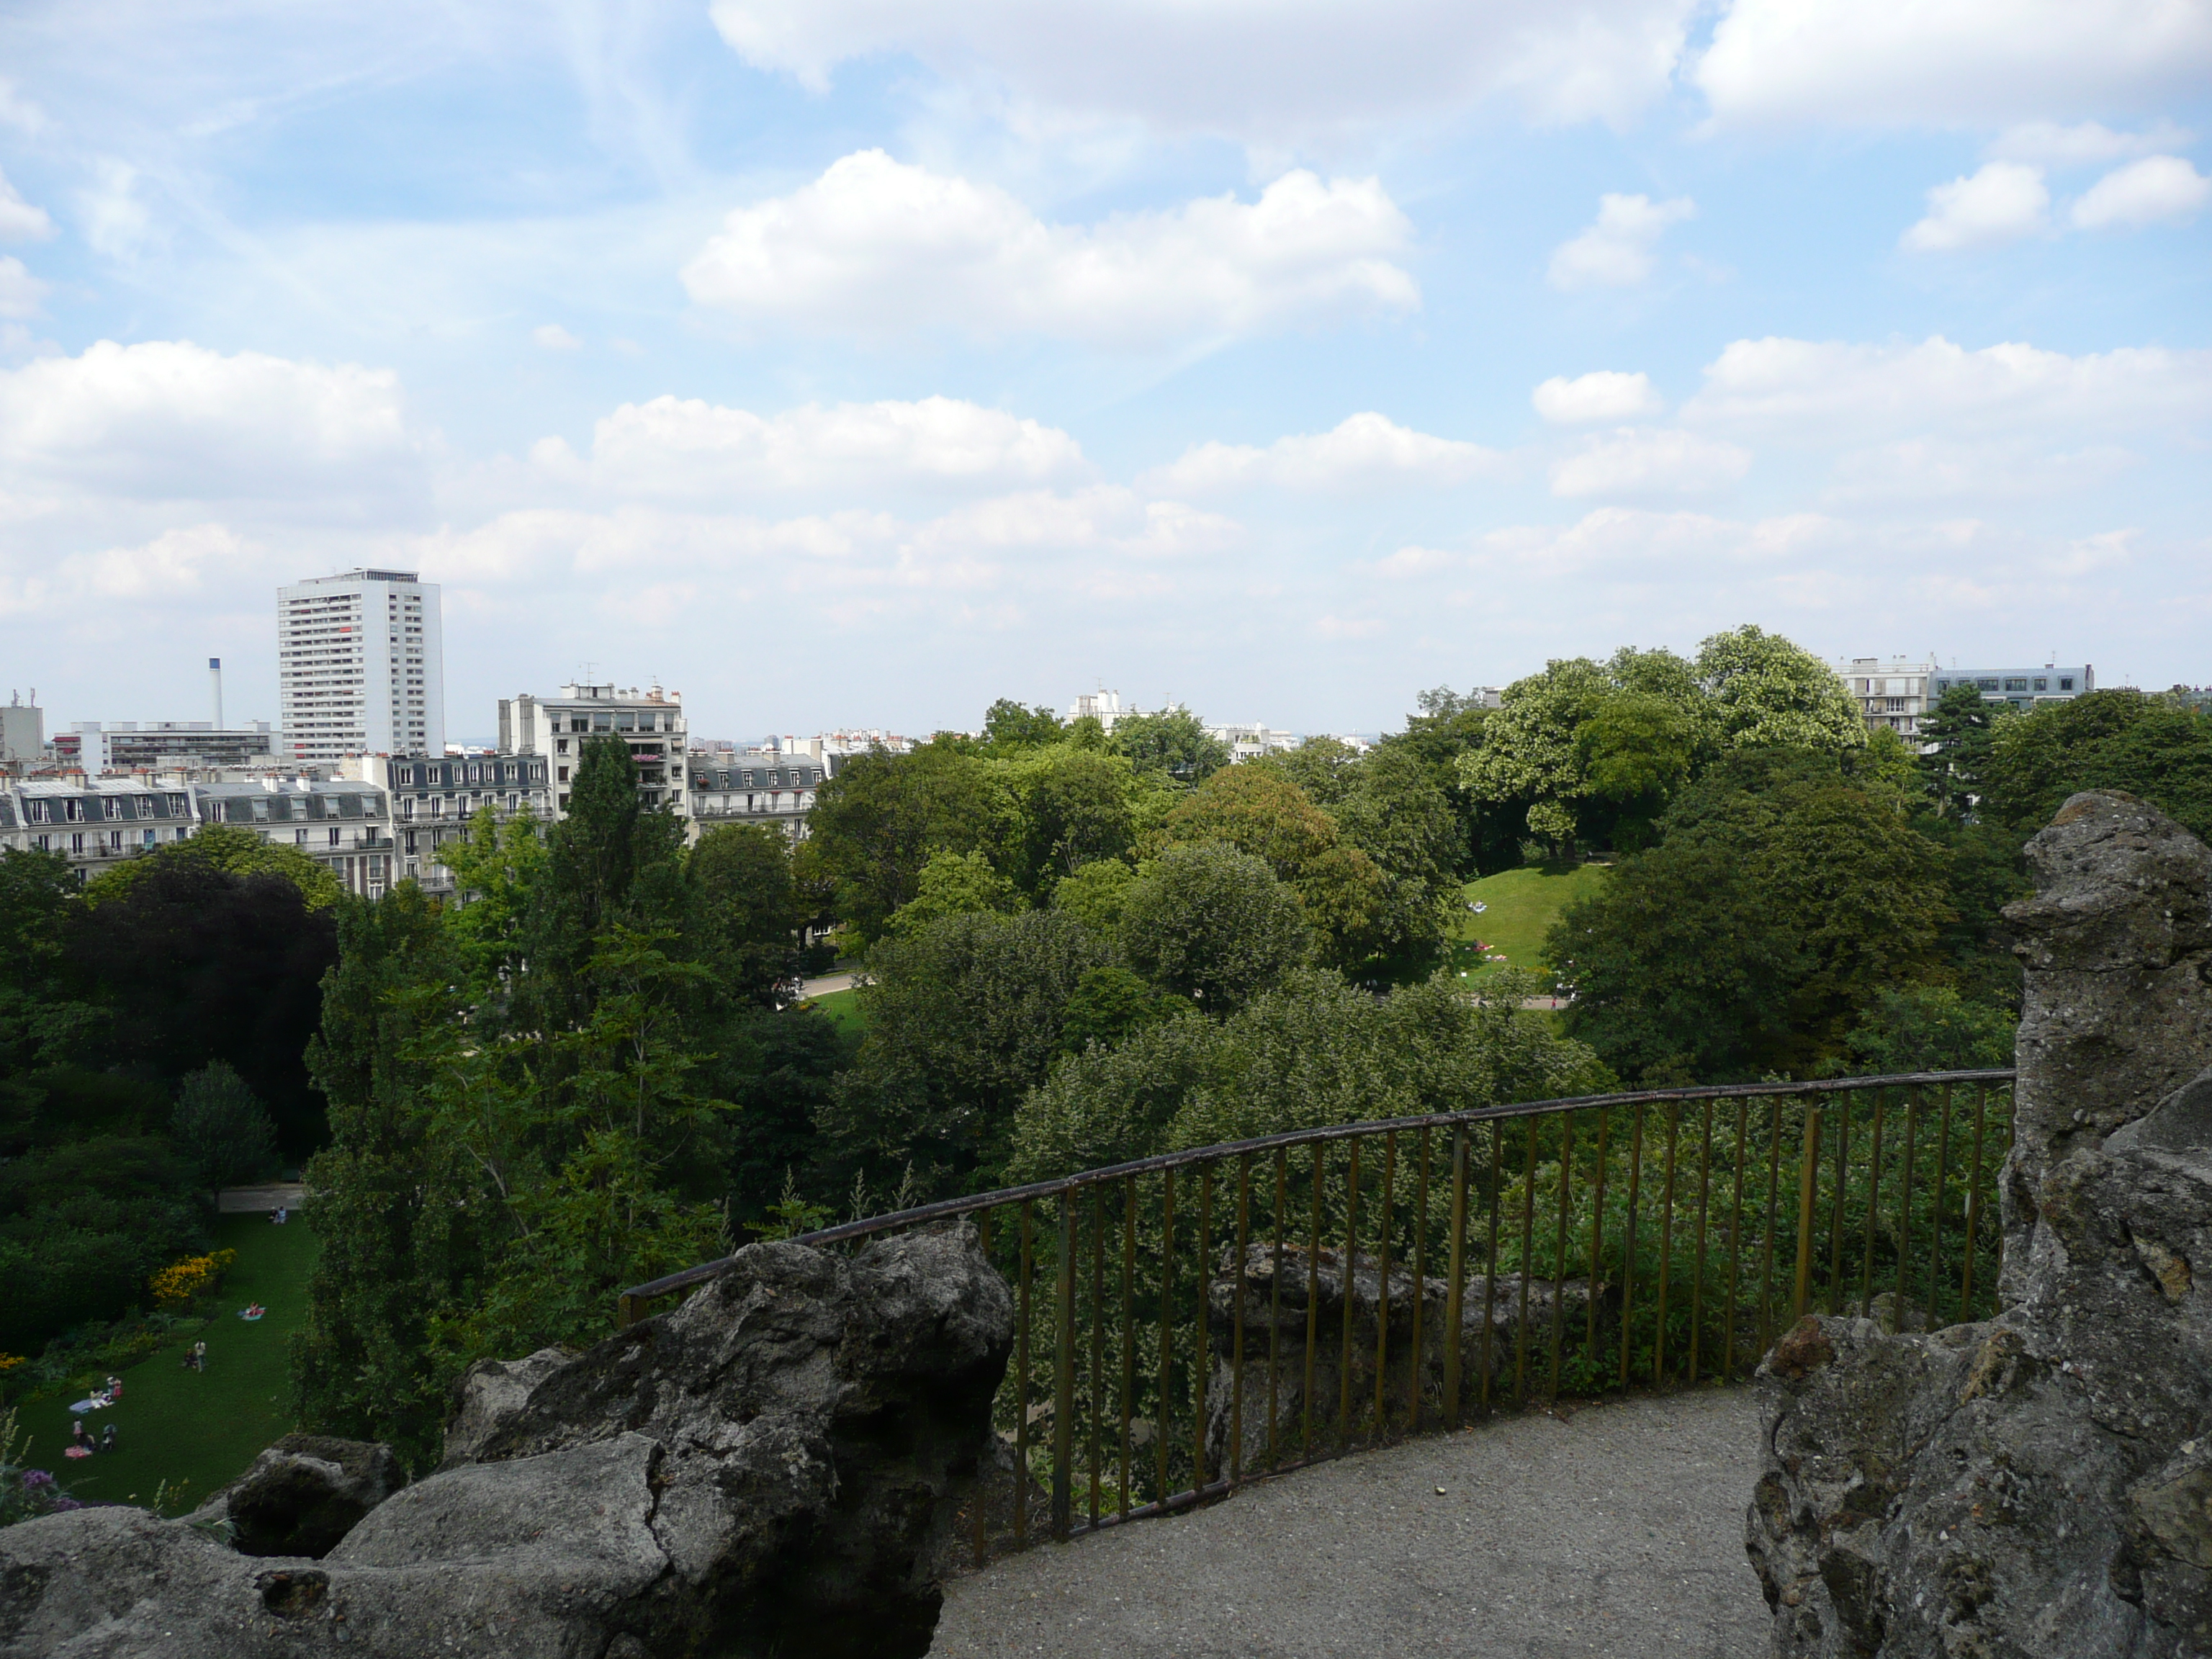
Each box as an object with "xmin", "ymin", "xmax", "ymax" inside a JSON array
[{"xmin": 621, "ymin": 1069, "xmax": 2015, "ymax": 1559}]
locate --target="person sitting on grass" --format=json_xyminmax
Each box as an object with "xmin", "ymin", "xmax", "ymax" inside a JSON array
[
  {"xmin": 70, "ymin": 1419, "xmax": 92, "ymax": 1456},
  {"xmin": 103, "ymin": 1376, "xmax": 122, "ymax": 1403},
  {"xmin": 240, "ymin": 1303, "xmax": 266, "ymax": 1321}
]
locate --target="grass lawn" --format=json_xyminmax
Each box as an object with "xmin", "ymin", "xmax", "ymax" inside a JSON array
[
  {"xmin": 18, "ymin": 1213, "xmax": 320, "ymax": 1516},
  {"xmin": 801, "ymin": 985, "xmax": 866, "ymax": 1037},
  {"xmin": 1447, "ymin": 863, "xmax": 1611, "ymax": 987}
]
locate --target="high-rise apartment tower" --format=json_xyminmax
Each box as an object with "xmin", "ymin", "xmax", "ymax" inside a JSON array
[{"xmin": 277, "ymin": 569, "xmax": 445, "ymax": 762}]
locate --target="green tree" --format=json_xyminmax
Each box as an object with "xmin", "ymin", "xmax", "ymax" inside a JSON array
[
  {"xmin": 170, "ymin": 1060, "xmax": 279, "ymax": 1192},
  {"xmin": 1457, "ymin": 657, "xmax": 1613, "ymax": 855},
  {"xmin": 803, "ymin": 744, "xmax": 989, "ymax": 943},
  {"xmin": 1262, "ymin": 737, "xmax": 1362, "ymax": 807},
  {"xmin": 881, "ymin": 848, "xmax": 1020, "ymax": 939},
  {"xmin": 81, "ymin": 822, "xmax": 342, "ymax": 912},
  {"xmin": 819, "ymin": 909, "xmax": 1110, "ymax": 1195},
  {"xmin": 1981, "ymin": 690, "xmax": 2212, "ymax": 843},
  {"xmin": 1111, "ymin": 706, "xmax": 1231, "ymax": 783},
  {"xmin": 0, "ymin": 848, "xmax": 99, "ymax": 1077},
  {"xmin": 981, "ymin": 698, "xmax": 1066, "ymax": 752},
  {"xmin": 689, "ymin": 822, "xmax": 803, "ymax": 1007},
  {"xmin": 1916, "ymin": 683, "xmax": 2000, "ymax": 817},
  {"xmin": 1843, "ymin": 985, "xmax": 2017, "ymax": 1074},
  {"xmin": 1329, "ymin": 742, "xmax": 1464, "ymax": 979},
  {"xmin": 1118, "ymin": 842, "xmax": 1310, "ymax": 1010},
  {"xmin": 1051, "ymin": 857, "xmax": 1138, "ymax": 936},
  {"xmin": 1058, "ymin": 965, "xmax": 1195, "ymax": 1055},
  {"xmin": 1694, "ymin": 624, "xmax": 1867, "ymax": 753},
  {"xmin": 981, "ymin": 745, "xmax": 1145, "ymax": 897}
]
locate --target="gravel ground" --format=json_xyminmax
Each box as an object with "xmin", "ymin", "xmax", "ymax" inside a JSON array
[{"xmin": 929, "ymin": 1388, "xmax": 1770, "ymax": 1659}]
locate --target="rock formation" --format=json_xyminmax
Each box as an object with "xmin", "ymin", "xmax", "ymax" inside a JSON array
[
  {"xmin": 0, "ymin": 1223, "xmax": 1011, "ymax": 1658},
  {"xmin": 1748, "ymin": 792, "xmax": 2212, "ymax": 1657},
  {"xmin": 199, "ymin": 1434, "xmax": 405, "ymax": 1558}
]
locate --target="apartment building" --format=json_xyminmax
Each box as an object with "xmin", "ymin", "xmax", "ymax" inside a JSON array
[
  {"xmin": 1832, "ymin": 657, "xmax": 1941, "ymax": 739},
  {"xmin": 278, "ymin": 569, "xmax": 445, "ymax": 762},
  {"xmin": 498, "ymin": 683, "xmax": 688, "ymax": 825},
  {"xmin": 687, "ymin": 749, "xmax": 825, "ymax": 842},
  {"xmin": 1933, "ymin": 665, "xmax": 2093, "ymax": 713},
  {"xmin": 344, "ymin": 750, "xmax": 553, "ymax": 891},
  {"xmin": 0, "ymin": 776, "xmax": 395, "ymax": 896},
  {"xmin": 58, "ymin": 720, "xmax": 278, "ymax": 771}
]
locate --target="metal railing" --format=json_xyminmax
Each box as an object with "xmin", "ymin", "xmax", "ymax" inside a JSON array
[{"xmin": 621, "ymin": 1070, "xmax": 2014, "ymax": 1558}]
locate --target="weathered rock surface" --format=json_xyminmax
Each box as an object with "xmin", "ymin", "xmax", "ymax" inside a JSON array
[
  {"xmin": 1747, "ymin": 792, "xmax": 2212, "ymax": 1658},
  {"xmin": 0, "ymin": 1223, "xmax": 1011, "ymax": 1658},
  {"xmin": 193, "ymin": 1434, "xmax": 405, "ymax": 1558},
  {"xmin": 1204, "ymin": 1241, "xmax": 1589, "ymax": 1470}
]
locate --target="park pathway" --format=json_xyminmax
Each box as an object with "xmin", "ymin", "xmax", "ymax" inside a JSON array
[{"xmin": 930, "ymin": 1388, "xmax": 1768, "ymax": 1659}]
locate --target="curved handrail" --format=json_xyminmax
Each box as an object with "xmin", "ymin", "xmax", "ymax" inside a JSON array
[{"xmin": 619, "ymin": 1068, "xmax": 2017, "ymax": 1314}]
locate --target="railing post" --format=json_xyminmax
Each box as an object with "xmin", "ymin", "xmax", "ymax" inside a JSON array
[
  {"xmin": 1443, "ymin": 1125, "xmax": 1468, "ymax": 1429},
  {"xmin": 1051, "ymin": 1193, "xmax": 1076, "ymax": 1542},
  {"xmin": 617, "ymin": 1292, "xmax": 642, "ymax": 1329},
  {"xmin": 1791, "ymin": 1105, "xmax": 1821, "ymax": 1323}
]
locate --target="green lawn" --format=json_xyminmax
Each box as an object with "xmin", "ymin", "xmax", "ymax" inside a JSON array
[
  {"xmin": 801, "ymin": 986, "xmax": 866, "ymax": 1036},
  {"xmin": 19, "ymin": 1213, "xmax": 320, "ymax": 1515},
  {"xmin": 1447, "ymin": 863, "xmax": 1611, "ymax": 986}
]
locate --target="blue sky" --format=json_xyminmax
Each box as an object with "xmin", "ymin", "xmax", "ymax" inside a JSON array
[{"xmin": 1, "ymin": 0, "xmax": 2208, "ymax": 745}]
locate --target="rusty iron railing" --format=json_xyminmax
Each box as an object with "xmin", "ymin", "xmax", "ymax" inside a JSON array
[{"xmin": 620, "ymin": 1070, "xmax": 2014, "ymax": 1556}]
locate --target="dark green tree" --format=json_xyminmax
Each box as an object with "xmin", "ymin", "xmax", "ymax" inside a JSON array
[
  {"xmin": 1982, "ymin": 690, "xmax": 2212, "ymax": 842},
  {"xmin": 690, "ymin": 822, "xmax": 803, "ymax": 1008},
  {"xmin": 170, "ymin": 1060, "xmax": 279, "ymax": 1192},
  {"xmin": 1118, "ymin": 842, "xmax": 1310, "ymax": 1010},
  {"xmin": 1917, "ymin": 683, "xmax": 2000, "ymax": 817},
  {"xmin": 802, "ymin": 744, "xmax": 989, "ymax": 943},
  {"xmin": 1110, "ymin": 706, "xmax": 1231, "ymax": 783},
  {"xmin": 981, "ymin": 698, "xmax": 1066, "ymax": 752}
]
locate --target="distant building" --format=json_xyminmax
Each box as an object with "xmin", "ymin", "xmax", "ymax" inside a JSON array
[
  {"xmin": 1069, "ymin": 689, "xmax": 1121, "ymax": 729},
  {"xmin": 498, "ymin": 683, "xmax": 688, "ymax": 824},
  {"xmin": 1207, "ymin": 721, "xmax": 1297, "ymax": 763},
  {"xmin": 1933, "ymin": 665, "xmax": 2094, "ymax": 714},
  {"xmin": 1831, "ymin": 657, "xmax": 1941, "ymax": 739},
  {"xmin": 278, "ymin": 569, "xmax": 445, "ymax": 763},
  {"xmin": 61, "ymin": 719, "xmax": 278, "ymax": 771},
  {"xmin": 0, "ymin": 775, "xmax": 394, "ymax": 896},
  {"xmin": 687, "ymin": 748, "xmax": 827, "ymax": 842},
  {"xmin": 342, "ymin": 751, "xmax": 552, "ymax": 891},
  {"xmin": 1, "ymin": 697, "xmax": 43, "ymax": 766}
]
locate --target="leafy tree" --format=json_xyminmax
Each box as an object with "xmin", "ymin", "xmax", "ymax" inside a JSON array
[
  {"xmin": 1980, "ymin": 690, "xmax": 2212, "ymax": 843},
  {"xmin": 82, "ymin": 822, "xmax": 342, "ymax": 911},
  {"xmin": 1694, "ymin": 624, "xmax": 1867, "ymax": 753},
  {"xmin": 1457, "ymin": 657, "xmax": 1613, "ymax": 855},
  {"xmin": 1118, "ymin": 842, "xmax": 1309, "ymax": 1010},
  {"xmin": 1843, "ymin": 986, "xmax": 2017, "ymax": 1075},
  {"xmin": 0, "ymin": 1133, "xmax": 204, "ymax": 1352},
  {"xmin": 1110, "ymin": 706, "xmax": 1231, "ymax": 783},
  {"xmin": 882, "ymin": 848, "xmax": 1020, "ymax": 939},
  {"xmin": 1058, "ymin": 965, "xmax": 1195, "ymax": 1055},
  {"xmin": 689, "ymin": 822, "xmax": 803, "ymax": 1008},
  {"xmin": 982, "ymin": 746, "xmax": 1144, "ymax": 897},
  {"xmin": 803, "ymin": 744, "xmax": 989, "ymax": 943},
  {"xmin": 1262, "ymin": 737, "xmax": 1363, "ymax": 807},
  {"xmin": 433, "ymin": 805, "xmax": 548, "ymax": 986},
  {"xmin": 1051, "ymin": 857, "xmax": 1138, "ymax": 936},
  {"xmin": 1388, "ymin": 693, "xmax": 1493, "ymax": 873},
  {"xmin": 981, "ymin": 698, "xmax": 1066, "ymax": 752},
  {"xmin": 720, "ymin": 1007, "xmax": 850, "ymax": 1229},
  {"xmin": 819, "ymin": 909, "xmax": 1110, "ymax": 1195},
  {"xmin": 1329, "ymin": 742, "xmax": 1464, "ymax": 979},
  {"xmin": 170, "ymin": 1060, "xmax": 279, "ymax": 1192},
  {"xmin": 1159, "ymin": 767, "xmax": 1386, "ymax": 967},
  {"xmin": 0, "ymin": 848, "xmax": 99, "ymax": 1078},
  {"xmin": 1916, "ymin": 683, "xmax": 2000, "ymax": 817}
]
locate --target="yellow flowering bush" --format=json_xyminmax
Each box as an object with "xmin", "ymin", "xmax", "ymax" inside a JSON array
[
  {"xmin": 148, "ymin": 1249, "xmax": 239, "ymax": 1307},
  {"xmin": 0, "ymin": 1354, "xmax": 22, "ymax": 1372}
]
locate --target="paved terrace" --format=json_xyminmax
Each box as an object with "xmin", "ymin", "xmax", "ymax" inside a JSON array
[{"xmin": 931, "ymin": 1388, "xmax": 1768, "ymax": 1659}]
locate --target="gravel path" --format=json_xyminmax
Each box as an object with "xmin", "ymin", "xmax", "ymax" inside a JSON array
[{"xmin": 930, "ymin": 1388, "xmax": 1770, "ymax": 1659}]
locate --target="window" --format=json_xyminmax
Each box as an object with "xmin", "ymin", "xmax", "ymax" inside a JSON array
[
  {"xmin": 64, "ymin": 799, "xmax": 85, "ymax": 822},
  {"xmin": 108, "ymin": 830, "xmax": 122, "ymax": 850},
  {"xmin": 2004, "ymin": 678, "xmax": 2029, "ymax": 692},
  {"xmin": 175, "ymin": 827, "xmax": 190, "ymax": 842},
  {"xmin": 27, "ymin": 800, "xmax": 48, "ymax": 824},
  {"xmin": 2060, "ymin": 677, "xmax": 2075, "ymax": 691},
  {"xmin": 1975, "ymin": 678, "xmax": 2000, "ymax": 691},
  {"xmin": 135, "ymin": 797, "xmax": 153, "ymax": 819},
  {"xmin": 1935, "ymin": 679, "xmax": 1951, "ymax": 692},
  {"xmin": 143, "ymin": 829, "xmax": 156, "ymax": 847},
  {"xmin": 297, "ymin": 829, "xmax": 308, "ymax": 845},
  {"xmin": 570, "ymin": 717, "xmax": 588, "ymax": 733},
  {"xmin": 103, "ymin": 797, "xmax": 123, "ymax": 820},
  {"xmin": 615, "ymin": 712, "xmax": 634, "ymax": 732},
  {"xmin": 70, "ymin": 833, "xmax": 84, "ymax": 855},
  {"xmin": 330, "ymin": 828, "xmax": 342, "ymax": 847},
  {"xmin": 557, "ymin": 765, "xmax": 569, "ymax": 782}
]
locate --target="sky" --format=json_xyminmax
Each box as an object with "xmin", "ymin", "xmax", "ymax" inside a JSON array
[{"xmin": 0, "ymin": 1, "xmax": 2208, "ymax": 745}]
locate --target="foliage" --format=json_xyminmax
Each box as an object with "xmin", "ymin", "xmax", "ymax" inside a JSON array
[
  {"xmin": 820, "ymin": 909, "xmax": 1110, "ymax": 1196},
  {"xmin": 1, "ymin": 1408, "xmax": 86, "ymax": 1525},
  {"xmin": 1915, "ymin": 683, "xmax": 1999, "ymax": 818},
  {"xmin": 1118, "ymin": 842, "xmax": 1310, "ymax": 1011},
  {"xmin": 803, "ymin": 743, "xmax": 989, "ymax": 944},
  {"xmin": 148, "ymin": 1248, "xmax": 238, "ymax": 1307},
  {"xmin": 1843, "ymin": 985, "xmax": 2018, "ymax": 1074},
  {"xmin": 81, "ymin": 823, "xmax": 343, "ymax": 912},
  {"xmin": 1159, "ymin": 767, "xmax": 1387, "ymax": 969},
  {"xmin": 1110, "ymin": 705, "xmax": 1231, "ymax": 783},
  {"xmin": 1693, "ymin": 624, "xmax": 1868, "ymax": 753},
  {"xmin": 169, "ymin": 1063, "xmax": 279, "ymax": 1192},
  {"xmin": 1552, "ymin": 754, "xmax": 1957, "ymax": 1083},
  {"xmin": 983, "ymin": 746, "xmax": 1145, "ymax": 897},
  {"xmin": 1058, "ymin": 965, "xmax": 1196, "ymax": 1055},
  {"xmin": 980, "ymin": 698, "xmax": 1066, "ymax": 753},
  {"xmin": 0, "ymin": 849, "xmax": 101, "ymax": 1077},
  {"xmin": 1260, "ymin": 736, "xmax": 1364, "ymax": 806},
  {"xmin": 688, "ymin": 822, "xmax": 804, "ymax": 1007},
  {"xmin": 1980, "ymin": 689, "xmax": 2212, "ymax": 844},
  {"xmin": 1051, "ymin": 856, "xmax": 1138, "ymax": 935},
  {"xmin": 881, "ymin": 848, "xmax": 1020, "ymax": 939},
  {"xmin": 1328, "ymin": 740, "xmax": 1465, "ymax": 979}
]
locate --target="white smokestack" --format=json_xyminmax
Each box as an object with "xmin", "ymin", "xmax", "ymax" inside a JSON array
[{"xmin": 210, "ymin": 657, "xmax": 224, "ymax": 729}]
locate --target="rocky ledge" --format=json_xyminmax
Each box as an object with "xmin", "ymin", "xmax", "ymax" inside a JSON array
[
  {"xmin": 1748, "ymin": 792, "xmax": 2212, "ymax": 1658},
  {"xmin": 0, "ymin": 1223, "xmax": 1012, "ymax": 1659}
]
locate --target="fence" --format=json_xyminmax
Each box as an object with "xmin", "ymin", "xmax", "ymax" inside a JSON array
[{"xmin": 620, "ymin": 1070, "xmax": 2013, "ymax": 1558}]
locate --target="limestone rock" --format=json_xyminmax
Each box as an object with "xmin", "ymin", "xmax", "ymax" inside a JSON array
[
  {"xmin": 1748, "ymin": 793, "xmax": 2212, "ymax": 1659},
  {"xmin": 0, "ymin": 1222, "xmax": 1011, "ymax": 1659},
  {"xmin": 192, "ymin": 1434, "xmax": 405, "ymax": 1558}
]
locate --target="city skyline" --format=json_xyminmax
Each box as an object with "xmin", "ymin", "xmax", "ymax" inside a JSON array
[{"xmin": 0, "ymin": 4, "xmax": 2206, "ymax": 737}]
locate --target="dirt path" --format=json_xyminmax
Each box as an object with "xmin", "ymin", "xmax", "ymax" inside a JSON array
[{"xmin": 930, "ymin": 1388, "xmax": 1770, "ymax": 1659}]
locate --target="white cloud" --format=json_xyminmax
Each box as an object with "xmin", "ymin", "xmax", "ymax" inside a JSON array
[
  {"xmin": 706, "ymin": 0, "xmax": 1699, "ymax": 138},
  {"xmin": 1532, "ymin": 370, "xmax": 1663, "ymax": 423},
  {"xmin": 1987, "ymin": 120, "xmax": 2193, "ymax": 166},
  {"xmin": 1145, "ymin": 412, "xmax": 1500, "ymax": 493},
  {"xmin": 1696, "ymin": 0, "xmax": 2212, "ymax": 127},
  {"xmin": 1683, "ymin": 335, "xmax": 2212, "ymax": 436},
  {"xmin": 1475, "ymin": 506, "xmax": 1845, "ymax": 577},
  {"xmin": 1547, "ymin": 193, "xmax": 1694, "ymax": 289},
  {"xmin": 0, "ymin": 340, "xmax": 423, "ymax": 505},
  {"xmin": 77, "ymin": 161, "xmax": 151, "ymax": 260},
  {"xmin": 1549, "ymin": 427, "xmax": 1751, "ymax": 499},
  {"xmin": 532, "ymin": 323, "xmax": 583, "ymax": 351},
  {"xmin": 549, "ymin": 395, "xmax": 1090, "ymax": 496},
  {"xmin": 0, "ymin": 256, "xmax": 47, "ymax": 320},
  {"xmin": 0, "ymin": 169, "xmax": 53, "ymax": 242},
  {"xmin": 682, "ymin": 151, "xmax": 1418, "ymax": 350},
  {"xmin": 2069, "ymin": 156, "xmax": 2212, "ymax": 229},
  {"xmin": 0, "ymin": 79, "xmax": 45, "ymax": 135},
  {"xmin": 1901, "ymin": 162, "xmax": 2049, "ymax": 251}
]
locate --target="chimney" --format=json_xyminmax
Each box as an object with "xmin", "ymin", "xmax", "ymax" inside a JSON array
[{"xmin": 210, "ymin": 657, "xmax": 224, "ymax": 729}]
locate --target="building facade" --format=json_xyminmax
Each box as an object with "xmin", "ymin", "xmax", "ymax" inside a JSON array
[
  {"xmin": 278, "ymin": 569, "xmax": 445, "ymax": 763},
  {"xmin": 1208, "ymin": 721, "xmax": 1297, "ymax": 762},
  {"xmin": 1932, "ymin": 665, "xmax": 2093, "ymax": 713},
  {"xmin": 686, "ymin": 750, "xmax": 825, "ymax": 841},
  {"xmin": 0, "ymin": 776, "xmax": 395, "ymax": 896},
  {"xmin": 498, "ymin": 684, "xmax": 689, "ymax": 825},
  {"xmin": 1832, "ymin": 657, "xmax": 1941, "ymax": 739},
  {"xmin": 58, "ymin": 720, "xmax": 278, "ymax": 771},
  {"xmin": 345, "ymin": 751, "xmax": 553, "ymax": 891},
  {"xmin": 1, "ymin": 699, "xmax": 42, "ymax": 765}
]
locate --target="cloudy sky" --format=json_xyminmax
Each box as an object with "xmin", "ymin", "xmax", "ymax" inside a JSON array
[{"xmin": 1, "ymin": 1, "xmax": 2208, "ymax": 743}]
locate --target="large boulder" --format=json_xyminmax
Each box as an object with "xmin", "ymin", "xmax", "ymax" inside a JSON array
[
  {"xmin": 0, "ymin": 1222, "xmax": 1012, "ymax": 1659},
  {"xmin": 1747, "ymin": 792, "xmax": 2212, "ymax": 1658},
  {"xmin": 193, "ymin": 1434, "xmax": 405, "ymax": 1558}
]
